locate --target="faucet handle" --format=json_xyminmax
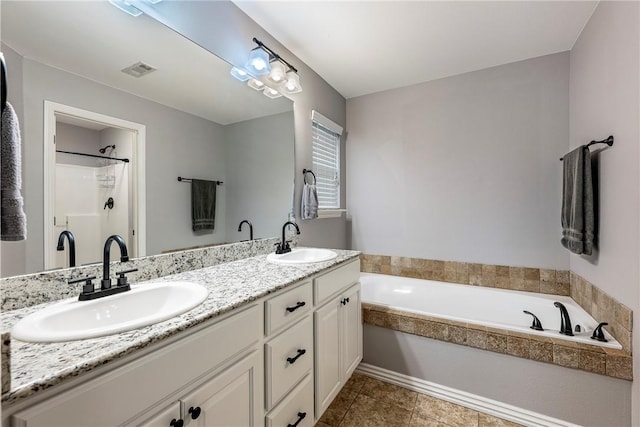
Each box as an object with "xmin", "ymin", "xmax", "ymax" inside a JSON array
[
  {"xmin": 68, "ymin": 275, "xmax": 97, "ymax": 295},
  {"xmin": 115, "ymin": 268, "xmax": 138, "ymax": 287},
  {"xmin": 591, "ymin": 322, "xmax": 609, "ymax": 342}
]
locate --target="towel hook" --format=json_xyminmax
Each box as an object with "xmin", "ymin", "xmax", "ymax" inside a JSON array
[{"xmin": 302, "ymin": 169, "xmax": 316, "ymax": 185}]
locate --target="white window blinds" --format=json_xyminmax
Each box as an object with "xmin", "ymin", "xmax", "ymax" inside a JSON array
[{"xmin": 311, "ymin": 111, "xmax": 342, "ymax": 209}]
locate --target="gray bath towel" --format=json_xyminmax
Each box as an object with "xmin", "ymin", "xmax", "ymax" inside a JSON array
[
  {"xmin": 301, "ymin": 183, "xmax": 318, "ymax": 219},
  {"xmin": 191, "ymin": 179, "xmax": 216, "ymax": 232},
  {"xmin": 561, "ymin": 145, "xmax": 594, "ymax": 255},
  {"xmin": 1, "ymin": 102, "xmax": 27, "ymax": 241}
]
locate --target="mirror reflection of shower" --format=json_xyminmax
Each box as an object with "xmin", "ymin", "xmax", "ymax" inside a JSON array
[{"xmin": 53, "ymin": 116, "xmax": 134, "ymax": 268}]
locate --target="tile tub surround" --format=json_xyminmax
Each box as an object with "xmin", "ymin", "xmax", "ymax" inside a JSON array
[
  {"xmin": 360, "ymin": 254, "xmax": 570, "ymax": 296},
  {"xmin": 362, "ymin": 303, "xmax": 632, "ymax": 381},
  {"xmin": 0, "ymin": 249, "xmax": 360, "ymax": 404},
  {"xmin": 0, "ymin": 237, "xmax": 286, "ymax": 311},
  {"xmin": 361, "ymin": 254, "xmax": 632, "ymax": 353}
]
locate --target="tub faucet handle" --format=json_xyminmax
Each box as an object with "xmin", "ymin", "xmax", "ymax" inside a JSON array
[
  {"xmin": 523, "ymin": 310, "xmax": 544, "ymax": 331},
  {"xmin": 591, "ymin": 322, "xmax": 609, "ymax": 342}
]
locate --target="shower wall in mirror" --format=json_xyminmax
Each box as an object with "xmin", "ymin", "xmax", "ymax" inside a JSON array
[{"xmin": 0, "ymin": 1, "xmax": 294, "ymax": 277}]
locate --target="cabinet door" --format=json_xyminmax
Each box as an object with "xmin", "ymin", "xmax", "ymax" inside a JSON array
[
  {"xmin": 314, "ymin": 299, "xmax": 341, "ymax": 417},
  {"xmin": 137, "ymin": 401, "xmax": 182, "ymax": 427},
  {"xmin": 182, "ymin": 351, "xmax": 262, "ymax": 427},
  {"xmin": 341, "ymin": 284, "xmax": 362, "ymax": 378}
]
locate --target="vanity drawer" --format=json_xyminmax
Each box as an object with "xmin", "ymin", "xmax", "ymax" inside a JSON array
[
  {"xmin": 314, "ymin": 259, "xmax": 360, "ymax": 305},
  {"xmin": 265, "ymin": 316, "xmax": 313, "ymax": 409},
  {"xmin": 266, "ymin": 374, "xmax": 313, "ymax": 427},
  {"xmin": 265, "ymin": 280, "xmax": 312, "ymax": 335}
]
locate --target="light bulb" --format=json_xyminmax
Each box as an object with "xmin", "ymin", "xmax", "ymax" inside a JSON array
[
  {"xmin": 263, "ymin": 87, "xmax": 282, "ymax": 99},
  {"xmin": 248, "ymin": 78, "xmax": 265, "ymax": 91},
  {"xmin": 230, "ymin": 67, "xmax": 250, "ymax": 82},
  {"xmin": 281, "ymin": 71, "xmax": 302, "ymax": 94},
  {"xmin": 245, "ymin": 48, "xmax": 271, "ymax": 76},
  {"xmin": 267, "ymin": 61, "xmax": 287, "ymax": 84}
]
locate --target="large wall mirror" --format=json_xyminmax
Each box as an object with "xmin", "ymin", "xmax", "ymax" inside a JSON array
[{"xmin": 1, "ymin": 1, "xmax": 294, "ymax": 277}]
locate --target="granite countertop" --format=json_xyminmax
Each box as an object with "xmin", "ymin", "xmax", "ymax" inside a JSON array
[{"xmin": 0, "ymin": 249, "xmax": 360, "ymax": 406}]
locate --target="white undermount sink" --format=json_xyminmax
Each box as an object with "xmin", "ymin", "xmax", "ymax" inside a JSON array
[
  {"xmin": 11, "ymin": 281, "xmax": 208, "ymax": 343},
  {"xmin": 266, "ymin": 248, "xmax": 338, "ymax": 265}
]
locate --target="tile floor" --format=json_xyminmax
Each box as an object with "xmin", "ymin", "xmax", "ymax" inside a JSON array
[{"xmin": 315, "ymin": 373, "xmax": 523, "ymax": 427}]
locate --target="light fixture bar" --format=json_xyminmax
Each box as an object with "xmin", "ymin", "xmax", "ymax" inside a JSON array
[{"xmin": 252, "ymin": 38, "xmax": 298, "ymax": 74}]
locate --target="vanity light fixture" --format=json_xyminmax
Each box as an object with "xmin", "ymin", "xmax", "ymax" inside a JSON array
[
  {"xmin": 282, "ymin": 71, "xmax": 302, "ymax": 94},
  {"xmin": 230, "ymin": 38, "xmax": 303, "ymax": 97},
  {"xmin": 109, "ymin": 0, "xmax": 143, "ymax": 17},
  {"xmin": 230, "ymin": 67, "xmax": 251, "ymax": 82},
  {"xmin": 263, "ymin": 87, "xmax": 282, "ymax": 99},
  {"xmin": 109, "ymin": 0, "xmax": 162, "ymax": 16},
  {"xmin": 248, "ymin": 78, "xmax": 266, "ymax": 91}
]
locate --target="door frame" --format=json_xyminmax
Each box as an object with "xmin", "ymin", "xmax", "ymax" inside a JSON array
[{"xmin": 43, "ymin": 101, "xmax": 146, "ymax": 269}]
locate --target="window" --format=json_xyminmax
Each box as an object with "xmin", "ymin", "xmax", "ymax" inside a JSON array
[{"xmin": 311, "ymin": 110, "xmax": 343, "ymax": 212}]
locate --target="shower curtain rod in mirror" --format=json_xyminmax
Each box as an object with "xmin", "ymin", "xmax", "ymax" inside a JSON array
[{"xmin": 56, "ymin": 150, "xmax": 130, "ymax": 163}]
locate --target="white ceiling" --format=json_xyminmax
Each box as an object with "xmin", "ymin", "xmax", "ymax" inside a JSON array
[
  {"xmin": 233, "ymin": 1, "xmax": 598, "ymax": 99},
  {"xmin": 1, "ymin": 1, "xmax": 292, "ymax": 125}
]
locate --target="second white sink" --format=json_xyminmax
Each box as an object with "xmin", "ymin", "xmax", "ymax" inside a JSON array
[
  {"xmin": 267, "ymin": 248, "xmax": 338, "ymax": 265},
  {"xmin": 11, "ymin": 281, "xmax": 208, "ymax": 343}
]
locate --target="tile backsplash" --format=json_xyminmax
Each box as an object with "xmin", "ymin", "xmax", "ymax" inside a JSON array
[{"xmin": 0, "ymin": 238, "xmax": 282, "ymax": 312}]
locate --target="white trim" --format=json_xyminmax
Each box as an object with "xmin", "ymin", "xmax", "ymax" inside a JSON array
[
  {"xmin": 311, "ymin": 110, "xmax": 343, "ymax": 135},
  {"xmin": 43, "ymin": 101, "xmax": 146, "ymax": 269},
  {"xmin": 356, "ymin": 363, "xmax": 579, "ymax": 427},
  {"xmin": 316, "ymin": 209, "xmax": 346, "ymax": 219}
]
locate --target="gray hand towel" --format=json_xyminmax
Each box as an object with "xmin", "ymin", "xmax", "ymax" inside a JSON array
[
  {"xmin": 561, "ymin": 145, "xmax": 594, "ymax": 255},
  {"xmin": 1, "ymin": 102, "xmax": 27, "ymax": 241},
  {"xmin": 301, "ymin": 183, "xmax": 318, "ymax": 219},
  {"xmin": 191, "ymin": 179, "xmax": 216, "ymax": 232}
]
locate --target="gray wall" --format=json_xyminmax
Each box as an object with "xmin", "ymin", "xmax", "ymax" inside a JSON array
[
  {"xmin": 132, "ymin": 1, "xmax": 349, "ymax": 250},
  {"xmin": 56, "ymin": 123, "xmax": 102, "ymax": 167},
  {"xmin": 568, "ymin": 2, "xmax": 640, "ymax": 424},
  {"xmin": 364, "ymin": 325, "xmax": 632, "ymax": 426},
  {"xmin": 224, "ymin": 111, "xmax": 294, "ymax": 241},
  {"xmin": 2, "ymin": 54, "xmax": 228, "ymax": 274},
  {"xmin": 346, "ymin": 52, "xmax": 570, "ymax": 269}
]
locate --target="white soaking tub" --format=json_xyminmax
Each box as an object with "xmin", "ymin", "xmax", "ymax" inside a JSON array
[{"xmin": 360, "ymin": 272, "xmax": 621, "ymax": 349}]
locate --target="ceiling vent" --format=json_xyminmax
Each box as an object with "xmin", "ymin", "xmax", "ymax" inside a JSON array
[{"xmin": 121, "ymin": 62, "xmax": 156, "ymax": 78}]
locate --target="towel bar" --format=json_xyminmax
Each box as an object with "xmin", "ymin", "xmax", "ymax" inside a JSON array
[
  {"xmin": 177, "ymin": 176, "xmax": 223, "ymax": 185},
  {"xmin": 559, "ymin": 136, "xmax": 613, "ymax": 161},
  {"xmin": 302, "ymin": 169, "xmax": 316, "ymax": 185}
]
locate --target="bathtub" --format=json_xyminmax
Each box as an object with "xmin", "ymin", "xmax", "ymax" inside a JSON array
[{"xmin": 360, "ymin": 272, "xmax": 621, "ymax": 349}]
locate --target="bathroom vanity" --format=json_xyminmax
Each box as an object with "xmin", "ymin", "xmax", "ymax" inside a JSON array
[{"xmin": 0, "ymin": 251, "xmax": 361, "ymax": 426}]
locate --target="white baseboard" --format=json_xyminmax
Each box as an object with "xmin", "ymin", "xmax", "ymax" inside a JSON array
[{"xmin": 356, "ymin": 363, "xmax": 580, "ymax": 427}]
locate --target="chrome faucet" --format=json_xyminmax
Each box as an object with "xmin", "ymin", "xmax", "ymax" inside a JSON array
[
  {"xmin": 554, "ymin": 302, "xmax": 574, "ymax": 336},
  {"xmin": 56, "ymin": 230, "xmax": 76, "ymax": 267},
  {"xmin": 238, "ymin": 220, "xmax": 253, "ymax": 241},
  {"xmin": 276, "ymin": 221, "xmax": 300, "ymax": 254},
  {"xmin": 102, "ymin": 235, "xmax": 129, "ymax": 290}
]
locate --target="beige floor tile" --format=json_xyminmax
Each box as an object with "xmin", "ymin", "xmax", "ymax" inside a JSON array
[
  {"xmin": 414, "ymin": 395, "xmax": 478, "ymax": 427},
  {"xmin": 319, "ymin": 387, "xmax": 359, "ymax": 427},
  {"xmin": 409, "ymin": 411, "xmax": 452, "ymax": 427},
  {"xmin": 315, "ymin": 422, "xmax": 333, "ymax": 427},
  {"xmin": 360, "ymin": 378, "xmax": 418, "ymax": 411},
  {"xmin": 343, "ymin": 372, "xmax": 368, "ymax": 394},
  {"xmin": 339, "ymin": 394, "xmax": 413, "ymax": 427},
  {"xmin": 478, "ymin": 413, "xmax": 524, "ymax": 427}
]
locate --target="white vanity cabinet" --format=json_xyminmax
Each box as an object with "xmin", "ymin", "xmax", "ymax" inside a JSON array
[
  {"xmin": 263, "ymin": 281, "xmax": 314, "ymax": 425},
  {"xmin": 313, "ymin": 260, "xmax": 362, "ymax": 420},
  {"xmin": 11, "ymin": 305, "xmax": 263, "ymax": 427},
  {"xmin": 138, "ymin": 351, "xmax": 262, "ymax": 427},
  {"xmin": 6, "ymin": 257, "xmax": 362, "ymax": 427}
]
